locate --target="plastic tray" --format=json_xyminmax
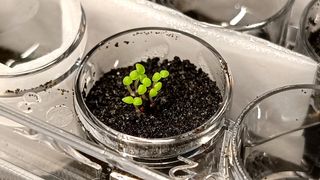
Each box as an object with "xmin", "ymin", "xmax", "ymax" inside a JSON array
[{"xmin": 0, "ymin": 0, "xmax": 317, "ymax": 179}]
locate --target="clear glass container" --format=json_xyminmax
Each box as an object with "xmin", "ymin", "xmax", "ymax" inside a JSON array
[
  {"xmin": 0, "ymin": 0, "xmax": 87, "ymax": 96},
  {"xmin": 296, "ymin": 0, "xmax": 320, "ymax": 62},
  {"xmin": 0, "ymin": 101, "xmax": 169, "ymax": 180},
  {"xmin": 0, "ymin": 121, "xmax": 103, "ymax": 179},
  {"xmin": 152, "ymin": 0, "xmax": 294, "ymax": 45},
  {"xmin": 74, "ymin": 27, "xmax": 232, "ymax": 168},
  {"xmin": 229, "ymin": 84, "xmax": 320, "ymax": 179}
]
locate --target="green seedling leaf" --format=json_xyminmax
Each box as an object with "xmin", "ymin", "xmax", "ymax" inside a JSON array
[
  {"xmin": 122, "ymin": 96, "xmax": 134, "ymax": 104},
  {"xmin": 137, "ymin": 84, "xmax": 147, "ymax": 95},
  {"xmin": 139, "ymin": 74, "xmax": 147, "ymax": 81},
  {"xmin": 142, "ymin": 77, "xmax": 152, "ymax": 87},
  {"xmin": 129, "ymin": 70, "xmax": 139, "ymax": 80},
  {"xmin": 123, "ymin": 76, "xmax": 133, "ymax": 86},
  {"xmin": 149, "ymin": 88, "xmax": 158, "ymax": 98},
  {"xmin": 160, "ymin": 70, "xmax": 169, "ymax": 78},
  {"xmin": 152, "ymin": 72, "xmax": 161, "ymax": 82},
  {"xmin": 135, "ymin": 63, "xmax": 145, "ymax": 74},
  {"xmin": 133, "ymin": 97, "xmax": 143, "ymax": 106},
  {"xmin": 154, "ymin": 82, "xmax": 162, "ymax": 91}
]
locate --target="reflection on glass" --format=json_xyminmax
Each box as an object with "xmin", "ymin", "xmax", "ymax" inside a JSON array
[
  {"xmin": 0, "ymin": 0, "xmax": 86, "ymax": 96},
  {"xmin": 0, "ymin": 0, "xmax": 62, "ymax": 67},
  {"xmin": 231, "ymin": 84, "xmax": 320, "ymax": 179},
  {"xmin": 296, "ymin": 0, "xmax": 320, "ymax": 62},
  {"xmin": 152, "ymin": 0, "xmax": 294, "ymax": 45}
]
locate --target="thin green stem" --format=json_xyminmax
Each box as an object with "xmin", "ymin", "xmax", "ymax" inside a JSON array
[
  {"xmin": 134, "ymin": 105, "xmax": 141, "ymax": 113},
  {"xmin": 134, "ymin": 80, "xmax": 139, "ymax": 91},
  {"xmin": 149, "ymin": 96, "xmax": 156, "ymax": 108},
  {"xmin": 149, "ymin": 95, "xmax": 154, "ymax": 103},
  {"xmin": 141, "ymin": 94, "xmax": 148, "ymax": 101},
  {"xmin": 126, "ymin": 86, "xmax": 135, "ymax": 96}
]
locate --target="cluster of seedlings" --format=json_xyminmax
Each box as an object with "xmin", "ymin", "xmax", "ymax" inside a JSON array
[{"xmin": 121, "ymin": 63, "xmax": 169, "ymax": 112}]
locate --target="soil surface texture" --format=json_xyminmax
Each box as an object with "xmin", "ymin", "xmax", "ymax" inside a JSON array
[
  {"xmin": 309, "ymin": 29, "xmax": 320, "ymax": 57},
  {"xmin": 85, "ymin": 56, "xmax": 222, "ymax": 138}
]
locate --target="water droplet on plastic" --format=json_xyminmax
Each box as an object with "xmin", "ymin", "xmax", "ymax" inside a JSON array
[
  {"xmin": 46, "ymin": 105, "xmax": 74, "ymax": 128},
  {"xmin": 17, "ymin": 102, "xmax": 32, "ymax": 113},
  {"xmin": 23, "ymin": 92, "xmax": 41, "ymax": 103}
]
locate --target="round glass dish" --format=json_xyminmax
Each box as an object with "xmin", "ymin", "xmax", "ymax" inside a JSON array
[
  {"xmin": 74, "ymin": 27, "xmax": 232, "ymax": 164},
  {"xmin": 230, "ymin": 84, "xmax": 320, "ymax": 179},
  {"xmin": 152, "ymin": 0, "xmax": 294, "ymax": 45},
  {"xmin": 0, "ymin": 0, "xmax": 87, "ymax": 96},
  {"xmin": 296, "ymin": 0, "xmax": 320, "ymax": 62}
]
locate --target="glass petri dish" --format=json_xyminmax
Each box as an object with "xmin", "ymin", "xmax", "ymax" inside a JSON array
[
  {"xmin": 74, "ymin": 27, "xmax": 232, "ymax": 167},
  {"xmin": 230, "ymin": 84, "xmax": 320, "ymax": 179},
  {"xmin": 296, "ymin": 0, "xmax": 320, "ymax": 62},
  {"xmin": 152, "ymin": 0, "xmax": 295, "ymax": 45},
  {"xmin": 0, "ymin": 0, "xmax": 87, "ymax": 96}
]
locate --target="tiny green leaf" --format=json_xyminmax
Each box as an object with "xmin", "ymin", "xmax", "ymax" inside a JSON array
[
  {"xmin": 137, "ymin": 84, "xmax": 147, "ymax": 95},
  {"xmin": 154, "ymin": 82, "xmax": 162, "ymax": 91},
  {"xmin": 139, "ymin": 74, "xmax": 147, "ymax": 81},
  {"xmin": 149, "ymin": 88, "xmax": 158, "ymax": 98},
  {"xmin": 129, "ymin": 70, "xmax": 139, "ymax": 80},
  {"xmin": 142, "ymin": 77, "xmax": 152, "ymax": 87},
  {"xmin": 152, "ymin": 72, "xmax": 161, "ymax": 82},
  {"xmin": 160, "ymin": 70, "xmax": 169, "ymax": 78},
  {"xmin": 123, "ymin": 76, "xmax": 133, "ymax": 86},
  {"xmin": 135, "ymin": 63, "xmax": 145, "ymax": 74},
  {"xmin": 122, "ymin": 96, "xmax": 134, "ymax": 104},
  {"xmin": 133, "ymin": 97, "xmax": 143, "ymax": 106}
]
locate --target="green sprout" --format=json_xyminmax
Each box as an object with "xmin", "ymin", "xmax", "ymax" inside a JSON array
[
  {"xmin": 137, "ymin": 84, "xmax": 147, "ymax": 95},
  {"xmin": 139, "ymin": 74, "xmax": 147, "ymax": 81},
  {"xmin": 121, "ymin": 63, "xmax": 170, "ymax": 112},
  {"xmin": 129, "ymin": 70, "xmax": 139, "ymax": 80},
  {"xmin": 149, "ymin": 88, "xmax": 158, "ymax": 97},
  {"xmin": 142, "ymin": 77, "xmax": 152, "ymax": 87},
  {"xmin": 133, "ymin": 97, "xmax": 143, "ymax": 106},
  {"xmin": 122, "ymin": 96, "xmax": 134, "ymax": 104},
  {"xmin": 149, "ymin": 88, "xmax": 158, "ymax": 102},
  {"xmin": 122, "ymin": 76, "xmax": 134, "ymax": 96},
  {"xmin": 133, "ymin": 97, "xmax": 143, "ymax": 112},
  {"xmin": 135, "ymin": 63, "xmax": 145, "ymax": 74},
  {"xmin": 152, "ymin": 72, "xmax": 161, "ymax": 83},
  {"xmin": 160, "ymin": 70, "xmax": 169, "ymax": 78},
  {"xmin": 153, "ymin": 82, "xmax": 162, "ymax": 91}
]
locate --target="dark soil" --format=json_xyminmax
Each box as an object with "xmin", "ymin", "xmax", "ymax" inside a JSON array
[
  {"xmin": 244, "ymin": 151, "xmax": 302, "ymax": 179},
  {"xmin": 84, "ymin": 56, "xmax": 222, "ymax": 138},
  {"xmin": 309, "ymin": 29, "xmax": 320, "ymax": 57},
  {"xmin": 303, "ymin": 105, "xmax": 320, "ymax": 178}
]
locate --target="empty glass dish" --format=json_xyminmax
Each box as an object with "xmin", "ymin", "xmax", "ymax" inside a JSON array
[
  {"xmin": 0, "ymin": 0, "xmax": 87, "ymax": 96},
  {"xmin": 152, "ymin": 0, "xmax": 294, "ymax": 45},
  {"xmin": 296, "ymin": 0, "xmax": 320, "ymax": 62},
  {"xmin": 230, "ymin": 84, "xmax": 320, "ymax": 179}
]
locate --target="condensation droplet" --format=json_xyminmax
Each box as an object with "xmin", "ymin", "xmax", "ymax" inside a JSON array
[
  {"xmin": 17, "ymin": 102, "xmax": 33, "ymax": 113},
  {"xmin": 46, "ymin": 105, "xmax": 74, "ymax": 128},
  {"xmin": 23, "ymin": 92, "xmax": 41, "ymax": 104}
]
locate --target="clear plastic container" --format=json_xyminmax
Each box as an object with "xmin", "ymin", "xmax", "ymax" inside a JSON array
[
  {"xmin": 229, "ymin": 84, "xmax": 320, "ymax": 179},
  {"xmin": 74, "ymin": 27, "xmax": 232, "ymax": 170},
  {"xmin": 0, "ymin": 0, "xmax": 87, "ymax": 96},
  {"xmin": 152, "ymin": 0, "xmax": 294, "ymax": 45},
  {"xmin": 0, "ymin": 101, "xmax": 169, "ymax": 180},
  {"xmin": 0, "ymin": 119, "xmax": 103, "ymax": 179},
  {"xmin": 0, "ymin": 1, "xmax": 314, "ymax": 179}
]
